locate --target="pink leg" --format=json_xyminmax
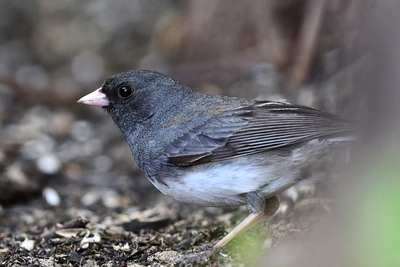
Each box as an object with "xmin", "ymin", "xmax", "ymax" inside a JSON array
[
  {"xmin": 213, "ymin": 195, "xmax": 279, "ymax": 251},
  {"xmin": 171, "ymin": 196, "xmax": 279, "ymax": 264},
  {"xmin": 213, "ymin": 212, "xmax": 267, "ymax": 250}
]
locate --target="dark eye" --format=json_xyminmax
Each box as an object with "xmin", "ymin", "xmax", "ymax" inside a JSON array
[{"xmin": 118, "ymin": 86, "xmax": 133, "ymax": 98}]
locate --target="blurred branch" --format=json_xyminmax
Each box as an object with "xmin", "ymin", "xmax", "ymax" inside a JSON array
[{"xmin": 289, "ymin": 0, "xmax": 327, "ymax": 88}]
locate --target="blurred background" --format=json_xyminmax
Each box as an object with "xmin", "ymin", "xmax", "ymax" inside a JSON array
[{"xmin": 0, "ymin": 0, "xmax": 399, "ymax": 266}]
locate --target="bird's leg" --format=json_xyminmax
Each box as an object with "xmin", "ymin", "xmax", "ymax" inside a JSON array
[
  {"xmin": 212, "ymin": 212, "xmax": 266, "ymax": 251},
  {"xmin": 212, "ymin": 193, "xmax": 280, "ymax": 252},
  {"xmin": 171, "ymin": 194, "xmax": 279, "ymax": 264}
]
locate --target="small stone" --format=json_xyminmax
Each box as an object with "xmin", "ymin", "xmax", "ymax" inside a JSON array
[
  {"xmin": 20, "ymin": 237, "xmax": 35, "ymax": 251},
  {"xmin": 36, "ymin": 154, "xmax": 62, "ymax": 174},
  {"xmin": 112, "ymin": 243, "xmax": 130, "ymax": 251},
  {"xmin": 81, "ymin": 191, "xmax": 101, "ymax": 207},
  {"xmin": 42, "ymin": 187, "xmax": 61, "ymax": 206},
  {"xmin": 102, "ymin": 190, "xmax": 124, "ymax": 209},
  {"xmin": 6, "ymin": 163, "xmax": 29, "ymax": 185},
  {"xmin": 80, "ymin": 233, "xmax": 101, "ymax": 247}
]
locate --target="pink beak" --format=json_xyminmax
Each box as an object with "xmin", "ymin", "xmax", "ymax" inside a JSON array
[{"xmin": 77, "ymin": 88, "xmax": 110, "ymax": 106}]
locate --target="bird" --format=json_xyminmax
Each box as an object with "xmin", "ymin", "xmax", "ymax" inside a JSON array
[{"xmin": 78, "ymin": 69, "xmax": 352, "ymax": 260}]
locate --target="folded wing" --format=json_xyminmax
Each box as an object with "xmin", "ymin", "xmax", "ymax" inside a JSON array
[{"xmin": 164, "ymin": 101, "xmax": 351, "ymax": 166}]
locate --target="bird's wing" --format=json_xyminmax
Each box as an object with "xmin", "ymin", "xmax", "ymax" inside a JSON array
[{"xmin": 164, "ymin": 101, "xmax": 351, "ymax": 166}]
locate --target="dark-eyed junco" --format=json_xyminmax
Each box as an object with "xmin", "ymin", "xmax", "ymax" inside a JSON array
[{"xmin": 78, "ymin": 70, "xmax": 352, "ymax": 258}]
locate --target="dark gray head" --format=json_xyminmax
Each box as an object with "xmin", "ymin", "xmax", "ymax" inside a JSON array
[
  {"xmin": 102, "ymin": 70, "xmax": 190, "ymax": 124},
  {"xmin": 78, "ymin": 70, "xmax": 200, "ymax": 130}
]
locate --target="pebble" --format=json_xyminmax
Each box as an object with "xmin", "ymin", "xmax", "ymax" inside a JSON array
[
  {"xmin": 20, "ymin": 237, "xmax": 35, "ymax": 251},
  {"xmin": 102, "ymin": 190, "xmax": 124, "ymax": 209},
  {"xmin": 80, "ymin": 233, "xmax": 101, "ymax": 247},
  {"xmin": 42, "ymin": 187, "xmax": 61, "ymax": 206},
  {"xmin": 6, "ymin": 163, "xmax": 29, "ymax": 185},
  {"xmin": 81, "ymin": 191, "xmax": 101, "ymax": 207},
  {"xmin": 36, "ymin": 154, "xmax": 62, "ymax": 174}
]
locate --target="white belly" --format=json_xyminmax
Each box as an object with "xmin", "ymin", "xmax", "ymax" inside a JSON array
[
  {"xmin": 150, "ymin": 139, "xmax": 332, "ymax": 207},
  {"xmin": 151, "ymin": 159, "xmax": 299, "ymax": 207}
]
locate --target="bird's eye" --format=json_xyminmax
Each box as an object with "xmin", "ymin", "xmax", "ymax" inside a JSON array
[{"xmin": 118, "ymin": 86, "xmax": 133, "ymax": 98}]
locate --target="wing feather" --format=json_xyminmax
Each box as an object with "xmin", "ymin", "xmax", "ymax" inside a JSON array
[{"xmin": 164, "ymin": 101, "xmax": 350, "ymax": 166}]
